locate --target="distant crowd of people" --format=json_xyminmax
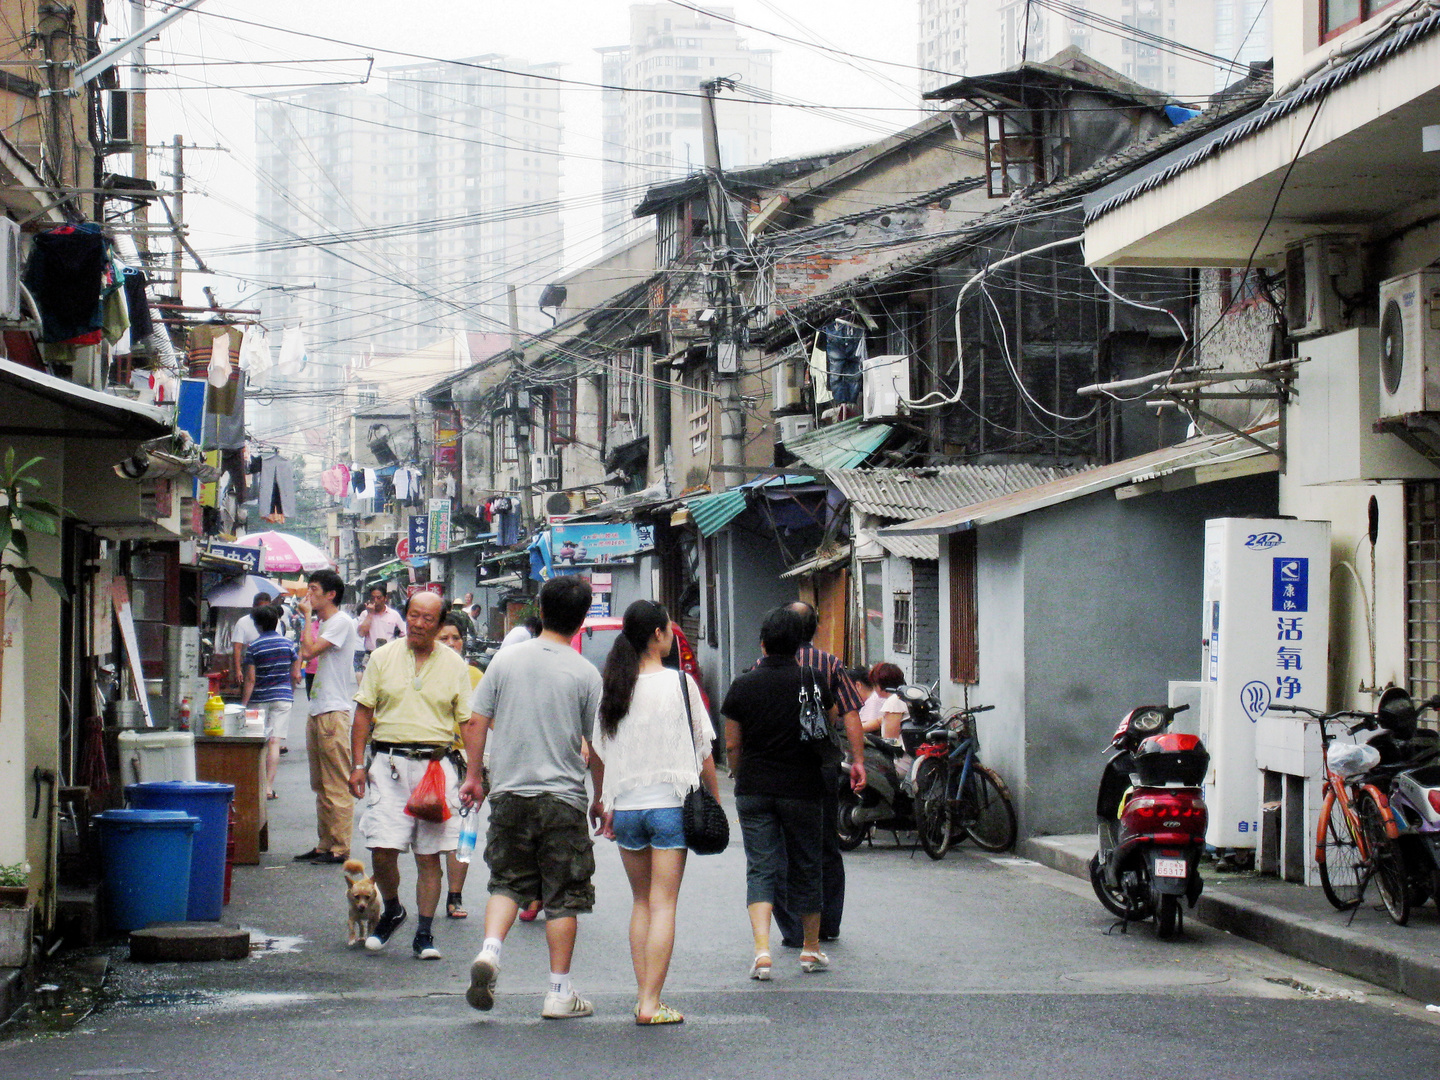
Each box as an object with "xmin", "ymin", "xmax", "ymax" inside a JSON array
[{"xmin": 261, "ymin": 568, "xmax": 903, "ymax": 1025}]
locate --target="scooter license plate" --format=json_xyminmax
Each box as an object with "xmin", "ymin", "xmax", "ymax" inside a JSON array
[{"xmin": 1154, "ymin": 858, "xmax": 1188, "ymax": 878}]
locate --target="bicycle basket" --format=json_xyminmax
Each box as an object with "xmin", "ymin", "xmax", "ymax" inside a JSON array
[{"xmin": 1326, "ymin": 741, "xmax": 1380, "ymax": 778}]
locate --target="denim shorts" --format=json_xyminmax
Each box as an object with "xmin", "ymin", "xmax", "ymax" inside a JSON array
[{"xmin": 611, "ymin": 806, "xmax": 686, "ymax": 851}]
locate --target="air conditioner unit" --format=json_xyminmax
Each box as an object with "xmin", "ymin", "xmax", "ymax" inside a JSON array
[
  {"xmin": 1377, "ymin": 269, "xmax": 1440, "ymax": 418},
  {"xmin": 106, "ymin": 89, "xmax": 135, "ymax": 146},
  {"xmin": 863, "ymin": 354, "xmax": 910, "ymax": 420},
  {"xmin": 777, "ymin": 414, "xmax": 813, "ymax": 445},
  {"xmin": 0, "ymin": 217, "xmax": 20, "ymax": 321},
  {"xmin": 530, "ymin": 453, "xmax": 561, "ymax": 483},
  {"xmin": 1284, "ymin": 236, "xmax": 1363, "ymax": 339},
  {"xmin": 773, "ymin": 354, "xmax": 803, "ymax": 411}
]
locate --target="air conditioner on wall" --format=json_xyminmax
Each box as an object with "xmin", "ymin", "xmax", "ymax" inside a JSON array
[
  {"xmin": 1377, "ymin": 269, "xmax": 1440, "ymax": 419},
  {"xmin": 1284, "ymin": 236, "xmax": 1363, "ymax": 339},
  {"xmin": 777, "ymin": 414, "xmax": 813, "ymax": 445},
  {"xmin": 530, "ymin": 453, "xmax": 561, "ymax": 483},
  {"xmin": 863, "ymin": 354, "xmax": 910, "ymax": 420},
  {"xmin": 0, "ymin": 217, "xmax": 20, "ymax": 321}
]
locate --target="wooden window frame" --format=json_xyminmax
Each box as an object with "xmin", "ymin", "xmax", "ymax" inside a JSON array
[
  {"xmin": 547, "ymin": 382, "xmax": 576, "ymax": 446},
  {"xmin": 949, "ymin": 531, "xmax": 978, "ymax": 684}
]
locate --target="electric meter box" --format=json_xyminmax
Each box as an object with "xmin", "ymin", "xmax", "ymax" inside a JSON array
[{"xmin": 1199, "ymin": 518, "xmax": 1331, "ymax": 849}]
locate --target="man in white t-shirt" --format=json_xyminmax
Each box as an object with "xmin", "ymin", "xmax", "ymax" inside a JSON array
[
  {"xmin": 230, "ymin": 592, "xmax": 274, "ymax": 684},
  {"xmin": 296, "ymin": 569, "xmax": 363, "ymax": 863},
  {"xmin": 358, "ymin": 586, "xmax": 406, "ymax": 653}
]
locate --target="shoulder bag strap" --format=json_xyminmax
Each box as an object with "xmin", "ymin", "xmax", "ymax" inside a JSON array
[{"xmin": 678, "ymin": 667, "xmax": 698, "ymax": 752}]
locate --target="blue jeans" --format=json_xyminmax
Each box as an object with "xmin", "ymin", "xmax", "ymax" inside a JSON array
[
  {"xmin": 611, "ymin": 806, "xmax": 686, "ymax": 851},
  {"xmin": 736, "ymin": 794, "xmax": 824, "ymax": 912}
]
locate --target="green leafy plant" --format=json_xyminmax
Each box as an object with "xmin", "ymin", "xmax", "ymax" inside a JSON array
[
  {"xmin": 0, "ymin": 448, "xmax": 66, "ymax": 599},
  {"xmin": 0, "ymin": 861, "xmax": 28, "ymax": 887}
]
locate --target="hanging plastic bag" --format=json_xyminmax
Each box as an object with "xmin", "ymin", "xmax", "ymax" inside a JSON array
[{"xmin": 404, "ymin": 759, "xmax": 451, "ymax": 823}]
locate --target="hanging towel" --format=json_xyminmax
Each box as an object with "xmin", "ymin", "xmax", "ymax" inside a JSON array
[
  {"xmin": 277, "ymin": 326, "xmax": 307, "ymax": 375},
  {"xmin": 808, "ymin": 332, "xmax": 832, "ymax": 407},
  {"xmin": 321, "ymin": 465, "xmax": 350, "ymax": 499},
  {"xmin": 102, "ymin": 285, "xmax": 130, "ymax": 346},
  {"xmin": 121, "ymin": 267, "xmax": 154, "ymax": 338},
  {"xmin": 208, "ymin": 328, "xmax": 233, "ymax": 387}
]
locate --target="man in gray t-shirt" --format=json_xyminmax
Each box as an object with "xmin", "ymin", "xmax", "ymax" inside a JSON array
[{"xmin": 458, "ymin": 575, "xmax": 605, "ymax": 1020}]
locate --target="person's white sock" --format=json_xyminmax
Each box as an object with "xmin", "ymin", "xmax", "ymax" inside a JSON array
[
  {"xmin": 481, "ymin": 937, "xmax": 502, "ymax": 958},
  {"xmin": 549, "ymin": 972, "xmax": 571, "ymax": 997}
]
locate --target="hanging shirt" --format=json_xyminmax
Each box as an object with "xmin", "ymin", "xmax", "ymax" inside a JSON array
[{"xmin": 23, "ymin": 224, "xmax": 107, "ymax": 344}]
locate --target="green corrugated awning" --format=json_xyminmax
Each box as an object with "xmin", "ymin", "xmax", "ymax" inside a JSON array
[
  {"xmin": 786, "ymin": 417, "xmax": 893, "ymax": 471},
  {"xmin": 687, "ymin": 474, "xmax": 818, "ymax": 537}
]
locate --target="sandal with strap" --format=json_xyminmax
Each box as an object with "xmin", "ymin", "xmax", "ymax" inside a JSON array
[
  {"xmin": 636, "ymin": 1003, "xmax": 684, "ymax": 1025},
  {"xmin": 749, "ymin": 952, "xmax": 772, "ymax": 981},
  {"xmin": 799, "ymin": 950, "xmax": 829, "ymax": 973},
  {"xmin": 445, "ymin": 893, "xmax": 467, "ymax": 919}
]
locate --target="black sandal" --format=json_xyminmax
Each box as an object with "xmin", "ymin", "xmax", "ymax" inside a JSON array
[{"xmin": 446, "ymin": 892, "xmax": 467, "ymax": 919}]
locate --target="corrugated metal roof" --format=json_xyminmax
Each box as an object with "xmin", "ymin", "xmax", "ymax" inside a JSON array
[
  {"xmin": 830, "ymin": 464, "xmax": 1082, "ymax": 520},
  {"xmin": 875, "ymin": 533, "xmax": 940, "ymax": 560},
  {"xmin": 787, "ymin": 418, "xmax": 894, "ymax": 471},
  {"xmin": 780, "ymin": 544, "xmax": 852, "ymax": 580},
  {"xmin": 881, "ymin": 428, "xmax": 1279, "ymax": 535},
  {"xmin": 686, "ymin": 474, "xmax": 817, "ymax": 537},
  {"xmin": 1086, "ymin": 10, "xmax": 1440, "ymax": 222}
]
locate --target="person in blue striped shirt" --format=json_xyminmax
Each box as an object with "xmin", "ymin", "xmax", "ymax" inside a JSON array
[{"xmin": 242, "ymin": 603, "xmax": 302, "ymax": 799}]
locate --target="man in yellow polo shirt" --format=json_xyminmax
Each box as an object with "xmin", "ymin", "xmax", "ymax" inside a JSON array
[{"xmin": 349, "ymin": 590, "xmax": 477, "ymax": 960}]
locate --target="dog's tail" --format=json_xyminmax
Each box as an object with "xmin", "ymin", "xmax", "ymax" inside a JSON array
[{"xmin": 343, "ymin": 858, "xmax": 367, "ymax": 882}]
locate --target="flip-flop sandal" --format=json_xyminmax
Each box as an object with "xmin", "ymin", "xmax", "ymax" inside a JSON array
[
  {"xmin": 636, "ymin": 1003, "xmax": 684, "ymax": 1025},
  {"xmin": 749, "ymin": 952, "xmax": 772, "ymax": 981},
  {"xmin": 445, "ymin": 894, "xmax": 467, "ymax": 919}
]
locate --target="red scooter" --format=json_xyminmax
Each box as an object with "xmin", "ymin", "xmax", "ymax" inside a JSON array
[{"xmin": 1089, "ymin": 703, "xmax": 1208, "ymax": 938}]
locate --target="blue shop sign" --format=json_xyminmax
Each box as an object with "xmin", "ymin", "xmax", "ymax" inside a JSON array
[
  {"xmin": 207, "ymin": 542, "xmax": 263, "ymax": 574},
  {"xmin": 551, "ymin": 522, "xmax": 654, "ymax": 566}
]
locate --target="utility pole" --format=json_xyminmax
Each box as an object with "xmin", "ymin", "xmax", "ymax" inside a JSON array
[
  {"xmin": 170, "ymin": 135, "xmax": 183, "ymax": 295},
  {"xmin": 699, "ymin": 78, "xmax": 745, "ymax": 492},
  {"xmin": 130, "ymin": 1, "xmax": 148, "ymax": 260},
  {"xmin": 509, "ymin": 283, "xmax": 533, "ymax": 534}
]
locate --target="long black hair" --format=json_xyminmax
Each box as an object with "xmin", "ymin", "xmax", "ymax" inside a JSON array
[{"xmin": 598, "ymin": 600, "xmax": 670, "ymax": 738}]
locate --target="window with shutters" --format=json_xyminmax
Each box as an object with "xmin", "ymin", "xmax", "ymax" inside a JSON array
[{"xmin": 949, "ymin": 531, "xmax": 978, "ymax": 683}]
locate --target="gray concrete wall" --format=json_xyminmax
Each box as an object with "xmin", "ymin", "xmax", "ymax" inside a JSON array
[
  {"xmin": 711, "ymin": 525, "xmax": 796, "ymax": 709},
  {"xmin": 969, "ymin": 522, "xmax": 1029, "ymax": 833},
  {"xmin": 1018, "ymin": 472, "xmax": 1279, "ymax": 836}
]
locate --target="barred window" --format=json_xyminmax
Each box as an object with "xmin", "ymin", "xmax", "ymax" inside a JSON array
[{"xmin": 893, "ymin": 591, "xmax": 912, "ymax": 653}]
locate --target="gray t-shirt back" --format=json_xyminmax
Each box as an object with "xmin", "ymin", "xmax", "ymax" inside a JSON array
[{"xmin": 471, "ymin": 637, "xmax": 602, "ymax": 810}]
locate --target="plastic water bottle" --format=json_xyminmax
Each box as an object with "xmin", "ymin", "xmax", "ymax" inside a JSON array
[{"xmin": 456, "ymin": 807, "xmax": 478, "ymax": 863}]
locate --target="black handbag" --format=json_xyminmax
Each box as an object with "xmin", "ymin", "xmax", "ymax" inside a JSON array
[
  {"xmin": 796, "ymin": 666, "xmax": 830, "ymax": 744},
  {"xmin": 677, "ymin": 668, "xmax": 729, "ymax": 855}
]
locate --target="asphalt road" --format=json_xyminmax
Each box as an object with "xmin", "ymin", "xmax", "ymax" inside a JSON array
[{"xmin": 4, "ymin": 734, "xmax": 1440, "ymax": 1079}]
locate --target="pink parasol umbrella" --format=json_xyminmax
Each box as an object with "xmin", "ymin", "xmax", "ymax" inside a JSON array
[{"xmin": 234, "ymin": 531, "xmax": 334, "ymax": 573}]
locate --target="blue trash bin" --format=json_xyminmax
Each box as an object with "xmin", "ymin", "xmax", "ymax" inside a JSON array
[
  {"xmin": 126, "ymin": 781, "xmax": 235, "ymax": 921},
  {"xmin": 94, "ymin": 809, "xmax": 199, "ymax": 933}
]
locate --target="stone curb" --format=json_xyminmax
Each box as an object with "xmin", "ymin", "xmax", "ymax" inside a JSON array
[{"xmin": 1022, "ymin": 836, "xmax": 1440, "ymax": 1004}]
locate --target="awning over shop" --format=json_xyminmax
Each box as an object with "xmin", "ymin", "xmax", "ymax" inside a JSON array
[
  {"xmin": 785, "ymin": 417, "xmax": 893, "ymax": 471},
  {"xmin": 687, "ymin": 474, "xmax": 817, "ymax": 537},
  {"xmin": 0, "ymin": 359, "xmax": 171, "ymax": 439},
  {"xmin": 881, "ymin": 428, "xmax": 1278, "ymax": 535},
  {"xmin": 829, "ymin": 463, "xmax": 1081, "ymax": 519}
]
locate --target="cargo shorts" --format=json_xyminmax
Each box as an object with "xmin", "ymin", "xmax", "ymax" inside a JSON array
[{"xmin": 484, "ymin": 793, "xmax": 595, "ymax": 919}]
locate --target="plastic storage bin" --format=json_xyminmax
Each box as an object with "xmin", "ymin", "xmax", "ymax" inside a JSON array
[
  {"xmin": 125, "ymin": 781, "xmax": 234, "ymax": 920},
  {"xmin": 116, "ymin": 730, "xmax": 197, "ymax": 785},
  {"xmin": 94, "ymin": 809, "xmax": 199, "ymax": 933}
]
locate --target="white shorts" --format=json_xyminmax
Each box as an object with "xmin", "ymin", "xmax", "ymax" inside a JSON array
[
  {"xmin": 254, "ymin": 700, "xmax": 292, "ymax": 740},
  {"xmin": 358, "ymin": 751, "xmax": 461, "ymax": 855}
]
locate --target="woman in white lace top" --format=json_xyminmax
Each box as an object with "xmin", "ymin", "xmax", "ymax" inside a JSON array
[{"xmin": 591, "ymin": 600, "xmax": 719, "ymax": 1025}]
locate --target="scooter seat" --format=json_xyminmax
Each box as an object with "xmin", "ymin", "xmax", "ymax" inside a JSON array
[{"xmin": 864, "ymin": 733, "xmax": 905, "ymax": 758}]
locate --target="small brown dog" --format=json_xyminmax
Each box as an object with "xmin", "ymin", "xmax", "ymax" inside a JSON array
[{"xmin": 344, "ymin": 859, "xmax": 381, "ymax": 947}]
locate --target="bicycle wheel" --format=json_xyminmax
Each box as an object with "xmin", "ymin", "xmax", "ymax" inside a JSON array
[
  {"xmin": 1316, "ymin": 789, "xmax": 1364, "ymax": 911},
  {"xmin": 1357, "ymin": 790, "xmax": 1410, "ymax": 926},
  {"xmin": 962, "ymin": 765, "xmax": 1018, "ymax": 852},
  {"xmin": 914, "ymin": 759, "xmax": 951, "ymax": 860}
]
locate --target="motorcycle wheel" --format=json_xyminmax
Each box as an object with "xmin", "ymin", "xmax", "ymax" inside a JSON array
[
  {"xmin": 1089, "ymin": 854, "xmax": 1153, "ymax": 921},
  {"xmin": 915, "ymin": 760, "xmax": 951, "ymax": 861},
  {"xmin": 1155, "ymin": 894, "xmax": 1181, "ymax": 939},
  {"xmin": 835, "ymin": 790, "xmax": 868, "ymax": 852}
]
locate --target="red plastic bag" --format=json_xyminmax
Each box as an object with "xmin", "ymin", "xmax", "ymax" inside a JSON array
[{"xmin": 404, "ymin": 759, "xmax": 451, "ymax": 823}]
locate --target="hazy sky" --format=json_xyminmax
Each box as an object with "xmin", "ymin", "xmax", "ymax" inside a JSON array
[{"xmin": 136, "ymin": 0, "xmax": 924, "ymax": 314}]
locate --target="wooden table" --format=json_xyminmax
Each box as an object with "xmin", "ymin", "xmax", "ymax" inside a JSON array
[{"xmin": 194, "ymin": 735, "xmax": 268, "ymax": 864}]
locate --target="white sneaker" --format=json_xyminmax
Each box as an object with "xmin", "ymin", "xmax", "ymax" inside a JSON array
[
  {"xmin": 466, "ymin": 951, "xmax": 500, "ymax": 1011},
  {"xmin": 541, "ymin": 990, "xmax": 594, "ymax": 1018}
]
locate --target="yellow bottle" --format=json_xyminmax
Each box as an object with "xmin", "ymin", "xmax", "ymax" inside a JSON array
[{"xmin": 203, "ymin": 684, "xmax": 225, "ymax": 737}]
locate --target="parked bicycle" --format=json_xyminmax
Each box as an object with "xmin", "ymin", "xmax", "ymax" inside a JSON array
[
  {"xmin": 908, "ymin": 694, "xmax": 1016, "ymax": 858},
  {"xmin": 1265, "ymin": 698, "xmax": 1438, "ymax": 924}
]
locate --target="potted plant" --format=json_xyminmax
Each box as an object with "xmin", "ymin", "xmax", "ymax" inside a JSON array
[{"xmin": 0, "ymin": 861, "xmax": 29, "ymax": 908}]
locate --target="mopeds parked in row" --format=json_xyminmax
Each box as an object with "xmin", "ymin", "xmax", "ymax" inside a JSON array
[
  {"xmin": 834, "ymin": 685, "xmax": 934, "ymax": 849},
  {"xmin": 1089, "ymin": 703, "xmax": 1208, "ymax": 938},
  {"xmin": 1360, "ymin": 689, "xmax": 1440, "ymax": 923}
]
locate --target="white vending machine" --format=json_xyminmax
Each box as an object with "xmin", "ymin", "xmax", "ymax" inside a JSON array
[{"xmin": 1199, "ymin": 518, "xmax": 1331, "ymax": 850}]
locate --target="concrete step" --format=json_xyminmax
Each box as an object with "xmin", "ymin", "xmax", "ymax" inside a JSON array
[{"xmin": 129, "ymin": 922, "xmax": 251, "ymax": 963}]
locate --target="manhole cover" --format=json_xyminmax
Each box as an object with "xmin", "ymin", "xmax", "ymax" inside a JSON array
[{"xmin": 1060, "ymin": 968, "xmax": 1230, "ymax": 988}]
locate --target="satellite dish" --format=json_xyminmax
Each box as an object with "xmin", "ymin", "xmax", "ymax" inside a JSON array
[
  {"xmin": 1380, "ymin": 297, "xmax": 1405, "ymax": 397},
  {"xmin": 545, "ymin": 492, "xmax": 572, "ymax": 516}
]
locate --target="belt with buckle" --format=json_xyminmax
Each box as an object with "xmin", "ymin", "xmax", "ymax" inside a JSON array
[{"xmin": 372, "ymin": 741, "xmax": 448, "ymax": 760}]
